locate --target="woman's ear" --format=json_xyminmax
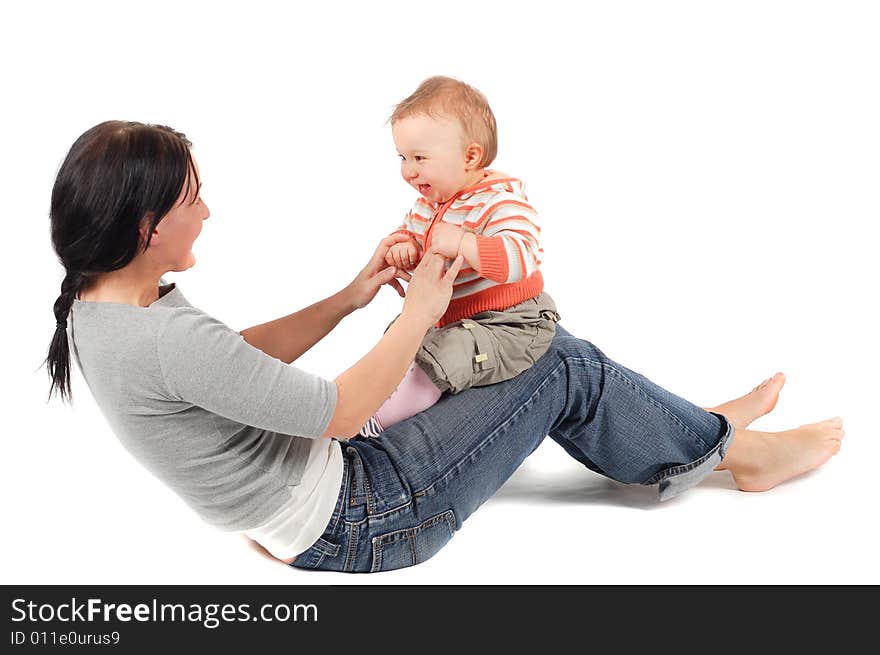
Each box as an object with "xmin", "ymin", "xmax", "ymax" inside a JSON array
[
  {"xmin": 139, "ymin": 215, "xmax": 159, "ymax": 249},
  {"xmin": 464, "ymin": 142, "xmax": 484, "ymax": 170}
]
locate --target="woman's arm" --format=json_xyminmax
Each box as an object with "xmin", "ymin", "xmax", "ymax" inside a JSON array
[
  {"xmin": 157, "ymin": 248, "xmax": 461, "ymax": 441},
  {"xmin": 239, "ymin": 291, "xmax": 357, "ymax": 365},
  {"xmin": 322, "ymin": 251, "xmax": 464, "ymax": 438},
  {"xmin": 240, "ymin": 235, "xmax": 412, "ymax": 364}
]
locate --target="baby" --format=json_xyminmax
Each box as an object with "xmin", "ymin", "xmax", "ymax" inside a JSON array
[{"xmin": 359, "ymin": 76, "xmax": 559, "ymax": 437}]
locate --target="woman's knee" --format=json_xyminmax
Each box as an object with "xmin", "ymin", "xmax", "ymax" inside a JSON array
[{"xmin": 548, "ymin": 326, "xmax": 604, "ymax": 364}]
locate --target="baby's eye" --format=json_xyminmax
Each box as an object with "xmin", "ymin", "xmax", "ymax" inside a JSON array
[{"xmin": 414, "ymin": 156, "xmax": 425, "ymax": 161}]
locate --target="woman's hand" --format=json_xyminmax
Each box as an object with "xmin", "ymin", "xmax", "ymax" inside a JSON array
[
  {"xmin": 401, "ymin": 249, "xmax": 465, "ymax": 327},
  {"xmin": 343, "ymin": 234, "xmax": 414, "ymax": 310}
]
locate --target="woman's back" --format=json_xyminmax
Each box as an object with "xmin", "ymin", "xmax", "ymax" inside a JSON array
[{"xmin": 69, "ymin": 282, "xmax": 340, "ymax": 532}]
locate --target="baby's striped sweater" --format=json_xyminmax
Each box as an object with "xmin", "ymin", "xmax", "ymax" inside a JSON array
[{"xmin": 392, "ymin": 172, "xmax": 544, "ymax": 328}]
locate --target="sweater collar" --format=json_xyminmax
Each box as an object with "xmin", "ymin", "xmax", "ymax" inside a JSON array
[{"xmin": 429, "ymin": 170, "xmax": 523, "ymax": 209}]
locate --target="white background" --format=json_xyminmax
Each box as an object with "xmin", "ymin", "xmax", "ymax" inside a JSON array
[{"xmin": 2, "ymin": 0, "xmax": 878, "ymax": 584}]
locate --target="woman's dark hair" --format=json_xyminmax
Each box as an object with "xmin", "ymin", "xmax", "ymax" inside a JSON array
[{"xmin": 45, "ymin": 120, "xmax": 199, "ymax": 403}]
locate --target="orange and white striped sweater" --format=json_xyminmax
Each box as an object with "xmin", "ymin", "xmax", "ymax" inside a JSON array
[{"xmin": 392, "ymin": 171, "xmax": 544, "ymax": 328}]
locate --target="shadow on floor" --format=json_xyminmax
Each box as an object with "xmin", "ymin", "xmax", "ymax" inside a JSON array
[{"xmin": 488, "ymin": 459, "xmax": 739, "ymax": 510}]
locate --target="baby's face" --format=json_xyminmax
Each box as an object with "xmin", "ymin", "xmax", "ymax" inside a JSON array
[{"xmin": 392, "ymin": 114, "xmax": 475, "ymax": 205}]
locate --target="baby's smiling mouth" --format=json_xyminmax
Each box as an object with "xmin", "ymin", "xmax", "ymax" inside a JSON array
[{"xmin": 418, "ymin": 184, "xmax": 432, "ymax": 195}]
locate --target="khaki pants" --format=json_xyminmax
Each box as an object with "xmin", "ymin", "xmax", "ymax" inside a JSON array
[{"xmin": 414, "ymin": 292, "xmax": 560, "ymax": 394}]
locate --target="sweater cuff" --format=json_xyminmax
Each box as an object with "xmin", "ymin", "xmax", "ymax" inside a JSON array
[
  {"xmin": 476, "ymin": 235, "xmax": 509, "ymax": 283},
  {"xmin": 391, "ymin": 228, "xmax": 417, "ymax": 240}
]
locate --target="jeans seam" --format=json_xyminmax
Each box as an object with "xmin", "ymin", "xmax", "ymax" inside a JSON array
[
  {"xmin": 363, "ymin": 468, "xmax": 378, "ymax": 516},
  {"xmin": 371, "ymin": 540, "xmax": 383, "ymax": 572},
  {"xmin": 350, "ymin": 497, "xmax": 414, "ymax": 523},
  {"xmin": 370, "ymin": 509, "xmax": 455, "ymax": 547},
  {"xmin": 335, "ymin": 499, "xmax": 418, "ymax": 566},
  {"xmin": 343, "ymin": 522, "xmax": 359, "ymax": 573},
  {"xmin": 348, "ymin": 448, "xmax": 378, "ymax": 515},
  {"xmin": 416, "ymin": 360, "xmax": 567, "ymax": 498},
  {"xmin": 330, "ymin": 455, "xmax": 350, "ymax": 533},
  {"xmin": 369, "ymin": 509, "xmax": 457, "ymax": 573},
  {"xmin": 589, "ymin": 357, "xmax": 712, "ymax": 451}
]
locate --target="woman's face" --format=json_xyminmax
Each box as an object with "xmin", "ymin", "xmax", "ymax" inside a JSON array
[{"xmin": 148, "ymin": 160, "xmax": 210, "ymax": 272}]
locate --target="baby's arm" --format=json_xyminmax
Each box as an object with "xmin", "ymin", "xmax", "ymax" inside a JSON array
[
  {"xmin": 430, "ymin": 195, "xmax": 541, "ymax": 283},
  {"xmin": 470, "ymin": 195, "xmax": 542, "ymax": 283}
]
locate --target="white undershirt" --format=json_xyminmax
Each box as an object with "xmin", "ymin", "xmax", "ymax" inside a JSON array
[{"xmin": 244, "ymin": 437, "xmax": 344, "ymax": 561}]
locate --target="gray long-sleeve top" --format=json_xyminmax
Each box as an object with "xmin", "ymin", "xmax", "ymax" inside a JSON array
[{"xmin": 69, "ymin": 283, "xmax": 339, "ymax": 531}]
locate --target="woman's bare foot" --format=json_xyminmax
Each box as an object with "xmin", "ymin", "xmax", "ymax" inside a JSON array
[
  {"xmin": 706, "ymin": 372, "xmax": 786, "ymax": 430},
  {"xmin": 717, "ymin": 417, "xmax": 844, "ymax": 492}
]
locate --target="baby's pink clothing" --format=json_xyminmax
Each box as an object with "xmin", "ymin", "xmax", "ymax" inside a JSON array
[{"xmin": 374, "ymin": 362, "xmax": 442, "ymax": 430}]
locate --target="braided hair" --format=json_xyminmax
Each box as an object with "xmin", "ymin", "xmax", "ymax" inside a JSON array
[{"xmin": 45, "ymin": 121, "xmax": 197, "ymax": 402}]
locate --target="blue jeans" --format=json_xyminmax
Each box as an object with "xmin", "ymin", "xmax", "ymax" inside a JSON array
[{"xmin": 291, "ymin": 326, "xmax": 734, "ymax": 573}]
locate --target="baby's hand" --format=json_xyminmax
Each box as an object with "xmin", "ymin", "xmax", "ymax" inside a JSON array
[
  {"xmin": 430, "ymin": 223, "xmax": 465, "ymax": 259},
  {"xmin": 386, "ymin": 241, "xmax": 421, "ymax": 270}
]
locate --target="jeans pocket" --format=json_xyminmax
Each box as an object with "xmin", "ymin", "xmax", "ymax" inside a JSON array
[
  {"xmin": 293, "ymin": 536, "xmax": 342, "ymax": 570},
  {"xmin": 370, "ymin": 510, "xmax": 457, "ymax": 572}
]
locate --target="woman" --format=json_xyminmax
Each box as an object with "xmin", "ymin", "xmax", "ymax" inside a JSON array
[{"xmin": 46, "ymin": 121, "xmax": 844, "ymax": 573}]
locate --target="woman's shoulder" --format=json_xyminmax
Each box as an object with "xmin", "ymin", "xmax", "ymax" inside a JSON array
[
  {"xmin": 72, "ymin": 286, "xmax": 223, "ymax": 356},
  {"xmin": 156, "ymin": 303, "xmax": 234, "ymax": 341}
]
